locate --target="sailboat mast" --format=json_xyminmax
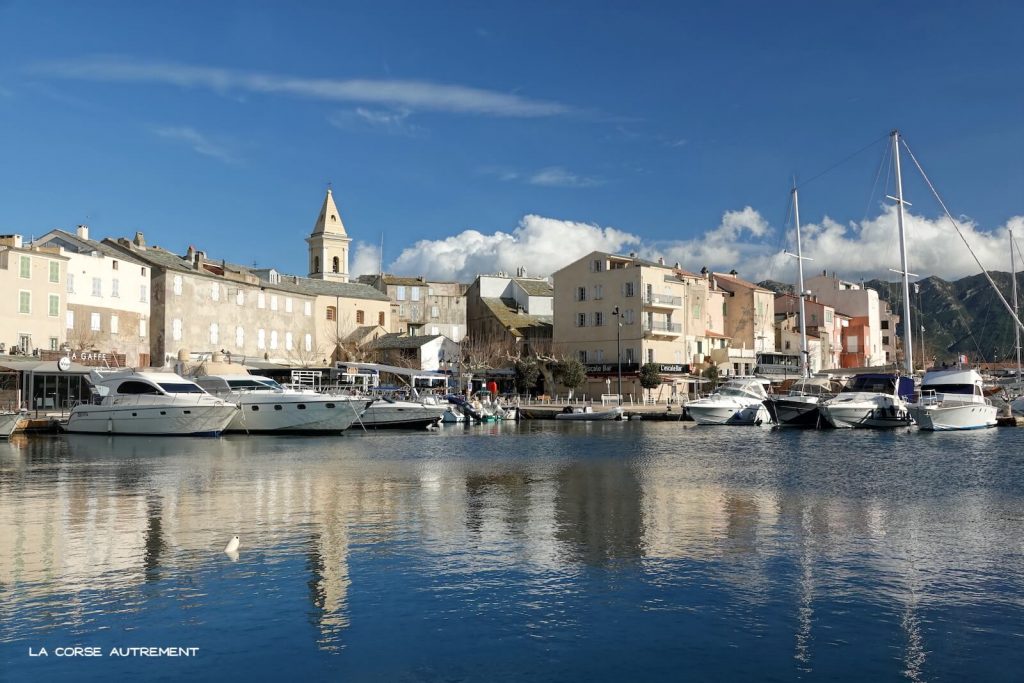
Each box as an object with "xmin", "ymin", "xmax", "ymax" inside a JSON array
[
  {"xmin": 793, "ymin": 186, "xmax": 809, "ymax": 378},
  {"xmin": 1012, "ymin": 228, "xmax": 1021, "ymax": 384},
  {"xmin": 891, "ymin": 129, "xmax": 914, "ymax": 374}
]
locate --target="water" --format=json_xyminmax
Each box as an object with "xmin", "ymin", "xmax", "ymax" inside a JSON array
[{"xmin": 2, "ymin": 423, "xmax": 1023, "ymax": 681}]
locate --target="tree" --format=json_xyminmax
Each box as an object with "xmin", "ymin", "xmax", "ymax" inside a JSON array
[
  {"xmin": 639, "ymin": 363, "xmax": 662, "ymax": 402},
  {"xmin": 513, "ymin": 358, "xmax": 541, "ymax": 395},
  {"xmin": 555, "ymin": 358, "xmax": 586, "ymax": 399},
  {"xmin": 701, "ymin": 365, "xmax": 720, "ymax": 393}
]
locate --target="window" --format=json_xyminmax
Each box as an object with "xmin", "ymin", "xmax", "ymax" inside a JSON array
[
  {"xmin": 285, "ymin": 297, "xmax": 293, "ymax": 313},
  {"xmin": 92, "ymin": 277, "xmax": 102, "ymax": 297},
  {"xmin": 825, "ymin": 310, "xmax": 833, "ymax": 323},
  {"xmin": 396, "ymin": 286, "xmax": 406, "ymax": 301},
  {"xmin": 270, "ymin": 295, "xmax": 278, "ymax": 311},
  {"xmin": 111, "ymin": 260, "xmax": 119, "ymax": 271},
  {"xmin": 257, "ymin": 328, "xmax": 266, "ymax": 350},
  {"xmin": 411, "ymin": 287, "xmax": 420, "ymax": 302},
  {"xmin": 647, "ymin": 348, "xmax": 654, "ymax": 363},
  {"xmin": 111, "ymin": 278, "xmax": 120, "ymax": 298},
  {"xmin": 577, "ymin": 286, "xmax": 587, "ymax": 301},
  {"xmin": 431, "ymin": 305, "xmax": 439, "ymax": 318},
  {"xmin": 594, "ymin": 284, "xmax": 603, "ymax": 300},
  {"xmin": 578, "ymin": 350, "xmax": 588, "ymax": 363},
  {"xmin": 139, "ymin": 319, "xmax": 147, "ymax": 338},
  {"xmin": 19, "ymin": 291, "xmax": 31, "ymax": 314},
  {"xmin": 577, "ymin": 313, "xmax": 586, "ymax": 327},
  {"xmin": 304, "ymin": 333, "xmax": 312, "ymax": 352},
  {"xmin": 431, "ymin": 326, "xmax": 439, "ymax": 335},
  {"xmin": 592, "ymin": 259, "xmax": 604, "ymax": 272},
  {"xmin": 379, "ymin": 311, "xmax": 385, "ymax": 326},
  {"xmin": 173, "ymin": 275, "xmax": 182, "ymax": 295},
  {"xmin": 172, "ymin": 318, "xmax": 182, "ymax": 341},
  {"xmin": 49, "ymin": 261, "xmax": 60, "ymax": 283},
  {"xmin": 110, "ymin": 315, "xmax": 119, "ymax": 334},
  {"xmin": 211, "ymin": 283, "xmax": 220, "ymax": 301},
  {"xmin": 236, "ymin": 290, "xmax": 244, "ymax": 305},
  {"xmin": 257, "ymin": 291, "xmax": 266, "ymax": 308},
  {"xmin": 624, "ymin": 282, "xmax": 635, "ymax": 297},
  {"xmin": 304, "ymin": 301, "xmax": 312, "ymax": 316},
  {"xmin": 91, "ymin": 312, "xmax": 101, "ymax": 331},
  {"xmin": 49, "ymin": 337, "xmax": 58, "ymax": 351},
  {"xmin": 625, "ymin": 348, "xmax": 635, "ymax": 363},
  {"xmin": 332, "ymin": 256, "xmax": 339, "ymax": 273},
  {"xmin": 209, "ymin": 323, "xmax": 219, "ymax": 345},
  {"xmin": 18, "ymin": 334, "xmax": 30, "ymax": 352},
  {"xmin": 313, "ymin": 256, "xmax": 320, "ymax": 273},
  {"xmin": 140, "ymin": 285, "xmax": 148, "ymax": 302},
  {"xmin": 697, "ymin": 340, "xmax": 703, "ymax": 355},
  {"xmin": 270, "ymin": 330, "xmax": 279, "ymax": 349},
  {"xmin": 285, "ymin": 332, "xmax": 293, "ymax": 351},
  {"xmin": 356, "ymin": 310, "xmax": 365, "ymax": 324},
  {"xmin": 66, "ymin": 310, "xmax": 74, "ymax": 329},
  {"xmin": 19, "ymin": 256, "xmax": 30, "ymax": 279},
  {"xmin": 67, "ymin": 273, "xmax": 75, "ymax": 293},
  {"xmin": 117, "ymin": 380, "xmax": 161, "ymax": 395},
  {"xmin": 881, "ymin": 320, "xmax": 889, "ymax": 330},
  {"xmin": 594, "ymin": 349, "xmax": 604, "ymax": 362},
  {"xmin": 326, "ymin": 306, "xmax": 337, "ymax": 321},
  {"xmin": 594, "ymin": 311, "xmax": 604, "ymax": 326},
  {"xmin": 882, "ymin": 335, "xmax": 890, "ymax": 346},
  {"xmin": 624, "ymin": 309, "xmax": 635, "ymax": 324},
  {"xmin": 236, "ymin": 326, "xmax": 244, "ymax": 347},
  {"xmin": 141, "ymin": 266, "xmax": 147, "ymax": 276},
  {"xmin": 692, "ymin": 301, "xmax": 702, "ymax": 319},
  {"xmin": 48, "ymin": 294, "xmax": 59, "ymax": 317}
]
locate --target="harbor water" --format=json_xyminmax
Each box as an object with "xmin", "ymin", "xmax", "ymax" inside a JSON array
[{"xmin": 2, "ymin": 422, "xmax": 1023, "ymax": 681}]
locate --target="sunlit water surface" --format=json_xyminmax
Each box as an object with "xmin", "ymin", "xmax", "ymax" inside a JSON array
[{"xmin": 2, "ymin": 423, "xmax": 1023, "ymax": 681}]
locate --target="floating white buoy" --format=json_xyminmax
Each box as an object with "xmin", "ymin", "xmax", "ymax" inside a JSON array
[{"xmin": 224, "ymin": 535, "xmax": 240, "ymax": 554}]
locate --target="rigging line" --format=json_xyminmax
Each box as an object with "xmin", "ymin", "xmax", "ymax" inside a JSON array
[
  {"xmin": 795, "ymin": 133, "xmax": 889, "ymax": 191},
  {"xmin": 862, "ymin": 140, "xmax": 890, "ymax": 225},
  {"xmin": 901, "ymin": 138, "xmax": 1024, "ymax": 336}
]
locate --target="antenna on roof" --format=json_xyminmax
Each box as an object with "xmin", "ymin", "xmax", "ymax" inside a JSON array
[{"xmin": 379, "ymin": 233, "xmax": 384, "ymax": 277}]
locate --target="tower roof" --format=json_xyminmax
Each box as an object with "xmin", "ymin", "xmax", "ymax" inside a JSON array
[{"xmin": 311, "ymin": 188, "xmax": 347, "ymax": 236}]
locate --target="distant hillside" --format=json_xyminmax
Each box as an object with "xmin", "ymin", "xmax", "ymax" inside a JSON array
[{"xmin": 759, "ymin": 272, "xmax": 1024, "ymax": 363}]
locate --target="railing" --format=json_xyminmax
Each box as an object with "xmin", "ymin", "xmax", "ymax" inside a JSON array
[
  {"xmin": 643, "ymin": 321, "xmax": 682, "ymax": 334},
  {"xmin": 643, "ymin": 293, "xmax": 682, "ymax": 306}
]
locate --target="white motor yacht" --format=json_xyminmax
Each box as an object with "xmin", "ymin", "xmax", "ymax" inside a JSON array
[
  {"xmin": 685, "ymin": 378, "xmax": 771, "ymax": 425},
  {"xmin": 907, "ymin": 368, "xmax": 998, "ymax": 431},
  {"xmin": 65, "ymin": 370, "xmax": 238, "ymax": 436},
  {"xmin": 358, "ymin": 395, "xmax": 447, "ymax": 429},
  {"xmin": 195, "ymin": 374, "xmax": 371, "ymax": 434},
  {"xmin": 819, "ymin": 373, "xmax": 915, "ymax": 429}
]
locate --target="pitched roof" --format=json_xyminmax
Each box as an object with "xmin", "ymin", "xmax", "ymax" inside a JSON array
[
  {"xmin": 368, "ymin": 333, "xmax": 444, "ymax": 350},
  {"xmin": 311, "ymin": 189, "xmax": 347, "ymax": 236},
  {"xmin": 513, "ymin": 278, "xmax": 554, "ymax": 296},
  {"xmin": 271, "ymin": 276, "xmax": 390, "ymax": 301},
  {"xmin": 712, "ymin": 272, "xmax": 772, "ymax": 293},
  {"xmin": 480, "ymin": 297, "xmax": 553, "ymax": 338},
  {"xmin": 37, "ymin": 229, "xmax": 146, "ymax": 265}
]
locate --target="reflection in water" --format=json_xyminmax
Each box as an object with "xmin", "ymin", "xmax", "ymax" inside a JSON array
[{"xmin": 1, "ymin": 425, "xmax": 1023, "ymax": 679}]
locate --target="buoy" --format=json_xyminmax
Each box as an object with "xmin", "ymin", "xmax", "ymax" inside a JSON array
[{"xmin": 224, "ymin": 535, "xmax": 240, "ymax": 553}]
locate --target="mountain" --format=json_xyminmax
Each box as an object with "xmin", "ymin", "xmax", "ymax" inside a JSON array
[{"xmin": 759, "ymin": 272, "xmax": 1024, "ymax": 363}]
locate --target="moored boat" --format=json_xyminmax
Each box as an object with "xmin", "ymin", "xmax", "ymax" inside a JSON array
[
  {"xmin": 907, "ymin": 368, "xmax": 997, "ymax": 431},
  {"xmin": 0, "ymin": 411, "xmax": 25, "ymax": 437},
  {"xmin": 764, "ymin": 377, "xmax": 843, "ymax": 428},
  {"xmin": 819, "ymin": 373, "xmax": 915, "ymax": 429},
  {"xmin": 554, "ymin": 405, "xmax": 625, "ymax": 421},
  {"xmin": 685, "ymin": 378, "xmax": 771, "ymax": 425},
  {"xmin": 65, "ymin": 370, "xmax": 238, "ymax": 436}
]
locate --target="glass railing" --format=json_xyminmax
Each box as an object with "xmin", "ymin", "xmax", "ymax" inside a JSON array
[{"xmin": 643, "ymin": 321, "xmax": 682, "ymax": 333}]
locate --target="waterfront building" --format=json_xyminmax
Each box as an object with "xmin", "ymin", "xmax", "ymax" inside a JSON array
[
  {"xmin": 712, "ymin": 271, "xmax": 776, "ymax": 366},
  {"xmin": 361, "ymin": 274, "xmax": 467, "ymax": 341},
  {"xmin": 34, "ymin": 226, "xmax": 152, "ymax": 367},
  {"xmin": 465, "ymin": 271, "xmax": 553, "ymax": 353},
  {"xmin": 367, "ymin": 333, "xmax": 461, "ymax": 372},
  {"xmin": 306, "ymin": 188, "xmax": 352, "ymax": 283},
  {"xmin": 805, "ymin": 272, "xmax": 887, "ymax": 368},
  {"xmin": 553, "ymin": 252, "xmax": 723, "ymax": 399},
  {"xmin": 105, "ymin": 233, "xmax": 319, "ymax": 367},
  {"xmin": 0, "ymin": 234, "xmax": 68, "ymax": 357},
  {"xmin": 773, "ymin": 293, "xmax": 842, "ymax": 373}
]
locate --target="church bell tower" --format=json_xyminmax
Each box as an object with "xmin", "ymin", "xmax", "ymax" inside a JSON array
[{"xmin": 305, "ymin": 188, "xmax": 352, "ymax": 282}]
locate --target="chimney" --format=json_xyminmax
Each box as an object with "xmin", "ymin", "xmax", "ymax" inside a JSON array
[
  {"xmin": 0, "ymin": 234, "xmax": 23, "ymax": 249},
  {"xmin": 186, "ymin": 245, "xmax": 196, "ymax": 261},
  {"xmin": 658, "ymin": 256, "xmax": 665, "ymax": 265},
  {"xmin": 76, "ymin": 224, "xmax": 89, "ymax": 240},
  {"xmin": 133, "ymin": 231, "xmax": 146, "ymax": 249},
  {"xmin": 521, "ymin": 266, "xmax": 527, "ymax": 277}
]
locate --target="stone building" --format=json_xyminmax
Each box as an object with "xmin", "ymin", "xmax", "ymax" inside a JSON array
[
  {"xmin": 361, "ymin": 274, "xmax": 467, "ymax": 341},
  {"xmin": 465, "ymin": 271, "xmax": 553, "ymax": 353}
]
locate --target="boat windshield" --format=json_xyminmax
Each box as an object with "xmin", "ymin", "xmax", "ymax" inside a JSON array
[
  {"xmin": 158, "ymin": 382, "xmax": 205, "ymax": 394},
  {"xmin": 841, "ymin": 376, "xmax": 896, "ymax": 394},
  {"xmin": 921, "ymin": 383, "xmax": 974, "ymax": 395},
  {"xmin": 227, "ymin": 378, "xmax": 282, "ymax": 391}
]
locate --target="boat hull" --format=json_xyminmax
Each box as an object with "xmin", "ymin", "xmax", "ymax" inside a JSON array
[
  {"xmin": 554, "ymin": 407, "xmax": 624, "ymax": 421},
  {"xmin": 65, "ymin": 403, "xmax": 239, "ymax": 436},
  {"xmin": 0, "ymin": 411, "xmax": 24, "ymax": 437},
  {"xmin": 820, "ymin": 401, "xmax": 913, "ymax": 429},
  {"xmin": 764, "ymin": 397, "xmax": 824, "ymax": 428},
  {"xmin": 353, "ymin": 402, "xmax": 445, "ymax": 429},
  {"xmin": 687, "ymin": 403, "xmax": 769, "ymax": 426},
  {"xmin": 227, "ymin": 397, "xmax": 369, "ymax": 433},
  {"xmin": 908, "ymin": 404, "xmax": 998, "ymax": 431}
]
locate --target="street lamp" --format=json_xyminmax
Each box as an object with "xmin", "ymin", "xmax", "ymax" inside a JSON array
[{"xmin": 612, "ymin": 305, "xmax": 623, "ymax": 404}]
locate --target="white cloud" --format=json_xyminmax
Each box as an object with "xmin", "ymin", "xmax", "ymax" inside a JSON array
[
  {"xmin": 528, "ymin": 166, "xmax": 604, "ymax": 188},
  {"xmin": 351, "ymin": 241, "xmax": 382, "ymax": 279},
  {"xmin": 151, "ymin": 126, "xmax": 237, "ymax": 164},
  {"xmin": 32, "ymin": 56, "xmax": 569, "ymax": 117},
  {"xmin": 328, "ymin": 107, "xmax": 420, "ymax": 135},
  {"xmin": 387, "ymin": 214, "xmax": 640, "ymax": 280}
]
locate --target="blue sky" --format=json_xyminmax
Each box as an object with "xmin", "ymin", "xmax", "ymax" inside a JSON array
[{"xmin": 1, "ymin": 1, "xmax": 1022, "ymax": 282}]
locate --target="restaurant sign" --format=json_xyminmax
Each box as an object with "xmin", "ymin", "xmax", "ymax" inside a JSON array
[{"xmin": 39, "ymin": 350, "xmax": 128, "ymax": 368}]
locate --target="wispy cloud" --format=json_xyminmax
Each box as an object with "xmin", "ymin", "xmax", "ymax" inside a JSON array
[
  {"xmin": 328, "ymin": 107, "xmax": 421, "ymax": 135},
  {"xmin": 152, "ymin": 126, "xmax": 238, "ymax": 164},
  {"xmin": 528, "ymin": 166, "xmax": 605, "ymax": 188},
  {"xmin": 31, "ymin": 56, "xmax": 570, "ymax": 118}
]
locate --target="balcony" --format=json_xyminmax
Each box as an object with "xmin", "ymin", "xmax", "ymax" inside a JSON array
[
  {"xmin": 643, "ymin": 293, "xmax": 682, "ymax": 309},
  {"xmin": 643, "ymin": 320, "xmax": 682, "ymax": 338}
]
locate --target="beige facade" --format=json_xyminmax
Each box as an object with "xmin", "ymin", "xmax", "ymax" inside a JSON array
[
  {"xmin": 805, "ymin": 272, "xmax": 886, "ymax": 367},
  {"xmin": 774, "ymin": 293, "xmax": 842, "ymax": 372},
  {"xmin": 35, "ymin": 227, "xmax": 152, "ymax": 367},
  {"xmin": 363, "ymin": 274, "xmax": 467, "ymax": 341},
  {"xmin": 0, "ymin": 235, "xmax": 68, "ymax": 356},
  {"xmin": 553, "ymin": 252, "xmax": 727, "ymax": 397},
  {"xmin": 465, "ymin": 273, "xmax": 553, "ymax": 352}
]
